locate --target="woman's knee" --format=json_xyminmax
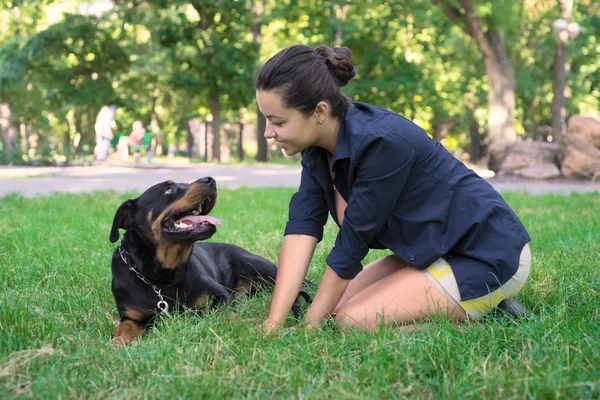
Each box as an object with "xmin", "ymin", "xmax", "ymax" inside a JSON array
[
  {"xmin": 334, "ymin": 303, "xmax": 382, "ymax": 330},
  {"xmin": 334, "ymin": 306, "xmax": 363, "ymax": 330}
]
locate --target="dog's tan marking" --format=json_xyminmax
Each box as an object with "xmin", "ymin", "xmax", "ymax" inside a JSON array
[
  {"xmin": 155, "ymin": 244, "xmax": 193, "ymax": 270},
  {"xmin": 113, "ymin": 320, "xmax": 146, "ymax": 346},
  {"xmin": 192, "ymin": 293, "xmax": 211, "ymax": 309},
  {"xmin": 123, "ymin": 307, "xmax": 148, "ymax": 322}
]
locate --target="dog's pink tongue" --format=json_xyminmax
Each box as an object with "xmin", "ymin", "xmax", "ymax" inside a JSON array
[{"xmin": 177, "ymin": 215, "xmax": 223, "ymax": 226}]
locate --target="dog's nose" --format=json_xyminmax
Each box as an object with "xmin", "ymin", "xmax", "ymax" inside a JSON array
[{"xmin": 200, "ymin": 177, "xmax": 216, "ymax": 187}]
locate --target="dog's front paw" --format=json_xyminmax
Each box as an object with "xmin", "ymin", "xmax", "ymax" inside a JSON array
[{"xmin": 113, "ymin": 320, "xmax": 146, "ymax": 346}]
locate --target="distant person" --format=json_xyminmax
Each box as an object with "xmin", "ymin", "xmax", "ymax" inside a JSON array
[
  {"xmin": 128, "ymin": 120, "xmax": 146, "ymax": 146},
  {"xmin": 94, "ymin": 105, "xmax": 116, "ymax": 162},
  {"xmin": 117, "ymin": 120, "xmax": 148, "ymax": 161},
  {"xmin": 255, "ymin": 44, "xmax": 532, "ymax": 333}
]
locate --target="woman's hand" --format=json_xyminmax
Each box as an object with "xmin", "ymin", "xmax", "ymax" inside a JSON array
[
  {"xmin": 263, "ymin": 319, "xmax": 284, "ymax": 334},
  {"xmin": 303, "ymin": 266, "xmax": 349, "ymax": 329}
]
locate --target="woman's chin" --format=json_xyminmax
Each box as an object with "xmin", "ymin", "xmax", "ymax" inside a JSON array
[{"xmin": 281, "ymin": 145, "xmax": 298, "ymax": 156}]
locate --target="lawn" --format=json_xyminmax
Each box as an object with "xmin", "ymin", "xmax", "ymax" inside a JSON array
[{"xmin": 0, "ymin": 189, "xmax": 598, "ymax": 399}]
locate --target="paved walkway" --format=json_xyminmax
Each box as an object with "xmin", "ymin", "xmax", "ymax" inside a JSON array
[{"xmin": 1, "ymin": 162, "xmax": 599, "ymax": 197}]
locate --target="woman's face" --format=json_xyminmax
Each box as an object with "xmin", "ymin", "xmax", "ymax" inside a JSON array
[{"xmin": 256, "ymin": 90, "xmax": 318, "ymax": 156}]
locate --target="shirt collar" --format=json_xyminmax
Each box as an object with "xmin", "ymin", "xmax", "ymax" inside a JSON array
[{"xmin": 332, "ymin": 103, "xmax": 354, "ymax": 161}]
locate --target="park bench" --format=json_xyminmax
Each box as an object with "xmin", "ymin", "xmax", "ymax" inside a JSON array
[
  {"xmin": 129, "ymin": 132, "xmax": 152, "ymax": 156},
  {"xmin": 112, "ymin": 132, "xmax": 153, "ymax": 162}
]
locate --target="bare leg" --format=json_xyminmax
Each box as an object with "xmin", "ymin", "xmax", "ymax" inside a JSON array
[
  {"xmin": 335, "ymin": 264, "xmax": 466, "ymax": 330},
  {"xmin": 327, "ymin": 167, "xmax": 463, "ymax": 329},
  {"xmin": 334, "ymin": 255, "xmax": 412, "ymax": 312}
]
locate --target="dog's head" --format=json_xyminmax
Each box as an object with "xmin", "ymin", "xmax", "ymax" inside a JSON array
[{"xmin": 109, "ymin": 177, "xmax": 222, "ymax": 247}]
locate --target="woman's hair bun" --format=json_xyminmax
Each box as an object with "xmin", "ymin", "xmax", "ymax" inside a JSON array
[{"xmin": 315, "ymin": 45, "xmax": 356, "ymax": 87}]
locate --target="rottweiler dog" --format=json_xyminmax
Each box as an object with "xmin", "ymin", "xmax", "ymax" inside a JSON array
[{"xmin": 109, "ymin": 176, "xmax": 309, "ymax": 345}]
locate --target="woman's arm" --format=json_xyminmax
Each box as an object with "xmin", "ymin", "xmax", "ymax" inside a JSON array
[
  {"xmin": 264, "ymin": 234, "xmax": 318, "ymax": 332},
  {"xmin": 304, "ymin": 266, "xmax": 350, "ymax": 328}
]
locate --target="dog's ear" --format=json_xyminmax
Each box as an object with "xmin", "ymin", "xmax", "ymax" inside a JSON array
[{"xmin": 110, "ymin": 199, "xmax": 136, "ymax": 243}]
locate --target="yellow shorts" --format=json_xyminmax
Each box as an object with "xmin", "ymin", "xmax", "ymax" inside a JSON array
[{"xmin": 423, "ymin": 244, "xmax": 532, "ymax": 319}]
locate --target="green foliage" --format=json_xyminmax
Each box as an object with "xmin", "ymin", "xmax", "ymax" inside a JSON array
[
  {"xmin": 1, "ymin": 0, "xmax": 599, "ymax": 163},
  {"xmin": 21, "ymin": 13, "xmax": 129, "ymax": 108}
]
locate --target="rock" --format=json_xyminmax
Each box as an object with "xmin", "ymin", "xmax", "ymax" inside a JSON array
[
  {"xmin": 514, "ymin": 163, "xmax": 562, "ymax": 180},
  {"xmin": 568, "ymin": 115, "xmax": 600, "ymax": 149},
  {"xmin": 497, "ymin": 139, "xmax": 559, "ymax": 175},
  {"xmin": 558, "ymin": 134, "xmax": 600, "ymax": 179},
  {"xmin": 487, "ymin": 140, "xmax": 514, "ymax": 172}
]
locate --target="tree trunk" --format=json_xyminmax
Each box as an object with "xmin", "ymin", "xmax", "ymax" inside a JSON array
[
  {"xmin": 222, "ymin": 125, "xmax": 231, "ymax": 162},
  {"xmin": 238, "ymin": 122, "xmax": 244, "ymax": 161},
  {"xmin": 438, "ymin": 0, "xmax": 517, "ymax": 143},
  {"xmin": 468, "ymin": 106, "xmax": 482, "ymax": 163},
  {"xmin": 186, "ymin": 119, "xmax": 194, "ymax": 159},
  {"xmin": 551, "ymin": 42, "xmax": 567, "ymax": 142},
  {"xmin": 193, "ymin": 3, "xmax": 221, "ymax": 162},
  {"xmin": 204, "ymin": 121, "xmax": 209, "ymax": 162},
  {"xmin": 255, "ymin": 110, "xmax": 267, "ymax": 161},
  {"xmin": 252, "ymin": 0, "xmax": 268, "ymax": 162},
  {"xmin": 210, "ymin": 96, "xmax": 221, "ymax": 162},
  {"xmin": 484, "ymin": 31, "xmax": 516, "ymax": 142},
  {"xmin": 432, "ymin": 118, "xmax": 451, "ymax": 142},
  {"xmin": 20, "ymin": 121, "xmax": 29, "ymax": 157},
  {"xmin": 551, "ymin": 0, "xmax": 574, "ymax": 143}
]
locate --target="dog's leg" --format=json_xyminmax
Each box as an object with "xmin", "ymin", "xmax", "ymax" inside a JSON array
[
  {"xmin": 234, "ymin": 277, "xmax": 254, "ymax": 298},
  {"xmin": 113, "ymin": 319, "xmax": 147, "ymax": 346}
]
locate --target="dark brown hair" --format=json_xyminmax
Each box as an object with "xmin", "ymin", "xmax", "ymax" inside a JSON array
[{"xmin": 255, "ymin": 45, "xmax": 356, "ymax": 118}]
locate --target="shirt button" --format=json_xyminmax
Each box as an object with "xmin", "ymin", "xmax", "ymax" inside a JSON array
[{"xmin": 409, "ymin": 255, "xmax": 416, "ymax": 261}]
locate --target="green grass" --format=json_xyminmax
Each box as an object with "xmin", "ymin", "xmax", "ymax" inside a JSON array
[{"xmin": 0, "ymin": 189, "xmax": 599, "ymax": 399}]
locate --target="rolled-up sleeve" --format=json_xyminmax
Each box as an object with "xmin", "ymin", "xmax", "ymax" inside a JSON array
[
  {"xmin": 284, "ymin": 158, "xmax": 329, "ymax": 241},
  {"xmin": 326, "ymin": 133, "xmax": 416, "ymax": 279}
]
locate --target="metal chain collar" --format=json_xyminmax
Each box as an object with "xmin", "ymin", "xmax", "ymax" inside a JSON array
[{"xmin": 118, "ymin": 244, "xmax": 172, "ymax": 317}]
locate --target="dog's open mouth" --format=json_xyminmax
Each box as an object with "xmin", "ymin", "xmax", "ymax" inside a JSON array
[{"xmin": 163, "ymin": 198, "xmax": 222, "ymax": 238}]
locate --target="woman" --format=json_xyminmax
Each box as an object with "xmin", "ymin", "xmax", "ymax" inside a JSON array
[{"xmin": 255, "ymin": 45, "xmax": 531, "ymax": 332}]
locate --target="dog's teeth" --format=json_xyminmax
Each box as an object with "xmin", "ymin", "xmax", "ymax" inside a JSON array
[
  {"xmin": 191, "ymin": 210, "xmax": 199, "ymax": 216},
  {"xmin": 175, "ymin": 221, "xmax": 191, "ymax": 230}
]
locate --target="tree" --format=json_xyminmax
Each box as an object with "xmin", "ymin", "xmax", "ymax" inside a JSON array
[
  {"xmin": 251, "ymin": 0, "xmax": 268, "ymax": 162},
  {"xmin": 20, "ymin": 14, "xmax": 129, "ymax": 152},
  {"xmin": 434, "ymin": 0, "xmax": 518, "ymax": 143},
  {"xmin": 138, "ymin": 0, "xmax": 258, "ymax": 162}
]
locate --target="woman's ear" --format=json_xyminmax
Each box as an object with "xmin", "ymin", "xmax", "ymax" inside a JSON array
[{"xmin": 314, "ymin": 101, "xmax": 330, "ymax": 121}]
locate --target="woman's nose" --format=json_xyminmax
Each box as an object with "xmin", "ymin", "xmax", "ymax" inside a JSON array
[{"xmin": 264, "ymin": 124, "xmax": 276, "ymax": 139}]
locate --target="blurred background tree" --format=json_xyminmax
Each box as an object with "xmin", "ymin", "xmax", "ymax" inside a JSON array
[{"xmin": 0, "ymin": 0, "xmax": 598, "ymax": 165}]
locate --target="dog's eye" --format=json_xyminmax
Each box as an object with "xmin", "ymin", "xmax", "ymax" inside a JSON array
[{"xmin": 164, "ymin": 188, "xmax": 174, "ymax": 195}]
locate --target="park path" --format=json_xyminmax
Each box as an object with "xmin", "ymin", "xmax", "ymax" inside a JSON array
[{"xmin": 1, "ymin": 162, "xmax": 599, "ymax": 197}]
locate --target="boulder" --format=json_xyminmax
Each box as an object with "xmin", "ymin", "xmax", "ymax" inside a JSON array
[
  {"xmin": 513, "ymin": 163, "xmax": 562, "ymax": 180},
  {"xmin": 487, "ymin": 140, "xmax": 514, "ymax": 172},
  {"xmin": 568, "ymin": 115, "xmax": 600, "ymax": 149},
  {"xmin": 558, "ymin": 134, "xmax": 600, "ymax": 179},
  {"xmin": 497, "ymin": 139, "xmax": 559, "ymax": 176}
]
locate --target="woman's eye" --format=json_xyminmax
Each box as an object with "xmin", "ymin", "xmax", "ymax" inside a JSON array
[
  {"xmin": 164, "ymin": 188, "xmax": 174, "ymax": 195},
  {"xmin": 272, "ymin": 121, "xmax": 284, "ymax": 127}
]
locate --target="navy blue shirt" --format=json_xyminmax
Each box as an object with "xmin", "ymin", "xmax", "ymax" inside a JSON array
[{"xmin": 284, "ymin": 102, "xmax": 531, "ymax": 301}]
